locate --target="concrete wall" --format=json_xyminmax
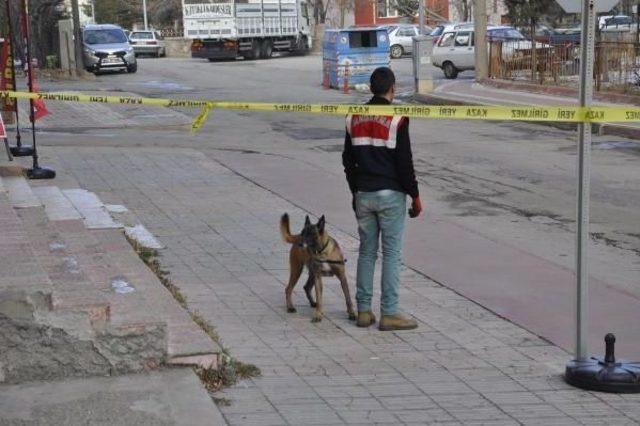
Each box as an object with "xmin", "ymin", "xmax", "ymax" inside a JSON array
[{"xmin": 164, "ymin": 38, "xmax": 192, "ymax": 58}]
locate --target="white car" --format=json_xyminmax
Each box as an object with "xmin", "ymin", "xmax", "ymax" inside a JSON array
[
  {"xmin": 432, "ymin": 25, "xmax": 541, "ymax": 79},
  {"xmin": 386, "ymin": 24, "xmax": 432, "ymax": 59},
  {"xmin": 128, "ymin": 30, "xmax": 166, "ymax": 57}
]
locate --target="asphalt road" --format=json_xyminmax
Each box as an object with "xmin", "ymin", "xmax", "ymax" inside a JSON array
[{"xmin": 35, "ymin": 54, "xmax": 639, "ymax": 355}]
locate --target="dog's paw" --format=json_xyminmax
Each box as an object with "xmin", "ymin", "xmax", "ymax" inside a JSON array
[
  {"xmin": 311, "ymin": 316, "xmax": 322, "ymax": 323},
  {"xmin": 309, "ymin": 301, "xmax": 317, "ymax": 308},
  {"xmin": 348, "ymin": 312, "xmax": 357, "ymax": 321},
  {"xmin": 287, "ymin": 307, "xmax": 297, "ymax": 313}
]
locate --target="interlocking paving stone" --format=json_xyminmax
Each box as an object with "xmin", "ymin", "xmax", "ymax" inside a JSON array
[{"xmin": 38, "ymin": 146, "xmax": 640, "ymax": 426}]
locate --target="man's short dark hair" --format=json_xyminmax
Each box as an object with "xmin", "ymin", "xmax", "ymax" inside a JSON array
[{"xmin": 370, "ymin": 67, "xmax": 396, "ymax": 96}]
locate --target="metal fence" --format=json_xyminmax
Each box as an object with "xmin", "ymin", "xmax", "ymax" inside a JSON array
[
  {"xmin": 489, "ymin": 39, "xmax": 640, "ymax": 94},
  {"xmin": 158, "ymin": 28, "xmax": 183, "ymax": 38}
]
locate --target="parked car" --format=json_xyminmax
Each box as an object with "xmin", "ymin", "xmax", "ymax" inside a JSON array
[
  {"xmin": 601, "ymin": 15, "xmax": 637, "ymax": 33},
  {"xmin": 432, "ymin": 25, "xmax": 541, "ymax": 79},
  {"xmin": 386, "ymin": 24, "xmax": 432, "ymax": 58},
  {"xmin": 128, "ymin": 30, "xmax": 166, "ymax": 57},
  {"xmin": 82, "ymin": 24, "xmax": 137, "ymax": 74},
  {"xmin": 429, "ymin": 24, "xmax": 448, "ymax": 46}
]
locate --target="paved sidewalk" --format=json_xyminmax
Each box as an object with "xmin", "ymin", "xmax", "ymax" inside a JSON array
[
  {"xmin": 34, "ymin": 145, "xmax": 640, "ymax": 426},
  {"xmin": 416, "ymin": 80, "xmax": 640, "ymax": 138},
  {"xmin": 13, "ymin": 91, "xmax": 192, "ymax": 131}
]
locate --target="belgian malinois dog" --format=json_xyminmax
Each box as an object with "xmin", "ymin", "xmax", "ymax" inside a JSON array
[{"xmin": 280, "ymin": 213, "xmax": 356, "ymax": 323}]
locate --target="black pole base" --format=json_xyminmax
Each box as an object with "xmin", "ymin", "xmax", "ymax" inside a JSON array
[
  {"xmin": 566, "ymin": 359, "xmax": 640, "ymax": 393},
  {"xmin": 565, "ymin": 334, "xmax": 640, "ymax": 393},
  {"xmin": 9, "ymin": 145, "xmax": 34, "ymax": 157},
  {"xmin": 27, "ymin": 166, "xmax": 56, "ymax": 180}
]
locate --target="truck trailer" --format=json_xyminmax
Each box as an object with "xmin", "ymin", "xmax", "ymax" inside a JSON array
[{"xmin": 182, "ymin": 0, "xmax": 312, "ymax": 60}]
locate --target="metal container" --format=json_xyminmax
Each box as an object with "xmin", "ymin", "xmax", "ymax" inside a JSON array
[{"xmin": 322, "ymin": 27, "xmax": 390, "ymax": 89}]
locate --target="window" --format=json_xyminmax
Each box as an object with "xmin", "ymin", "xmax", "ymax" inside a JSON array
[
  {"xmin": 83, "ymin": 29, "xmax": 128, "ymax": 45},
  {"xmin": 398, "ymin": 27, "xmax": 417, "ymax": 37},
  {"xmin": 131, "ymin": 32, "xmax": 154, "ymax": 40},
  {"xmin": 454, "ymin": 32, "xmax": 471, "ymax": 47},
  {"xmin": 439, "ymin": 32, "xmax": 455, "ymax": 47},
  {"xmin": 349, "ymin": 31, "xmax": 378, "ymax": 48},
  {"xmin": 377, "ymin": 0, "xmax": 398, "ymax": 18}
]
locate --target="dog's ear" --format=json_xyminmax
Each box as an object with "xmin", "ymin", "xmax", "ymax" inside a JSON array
[
  {"xmin": 304, "ymin": 215, "xmax": 311, "ymax": 227},
  {"xmin": 317, "ymin": 215, "xmax": 325, "ymax": 233}
]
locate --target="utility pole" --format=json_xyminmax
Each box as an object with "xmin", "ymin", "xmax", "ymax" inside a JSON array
[
  {"xmin": 91, "ymin": 0, "xmax": 96, "ymax": 24},
  {"xmin": 418, "ymin": 0, "xmax": 425, "ymax": 35},
  {"xmin": 474, "ymin": 0, "xmax": 488, "ymax": 81},
  {"xmin": 70, "ymin": 0, "xmax": 84, "ymax": 75},
  {"xmin": 143, "ymin": 0, "xmax": 149, "ymax": 30}
]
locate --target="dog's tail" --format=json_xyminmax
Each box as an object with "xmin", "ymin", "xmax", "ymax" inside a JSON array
[{"xmin": 280, "ymin": 213, "xmax": 300, "ymax": 244}]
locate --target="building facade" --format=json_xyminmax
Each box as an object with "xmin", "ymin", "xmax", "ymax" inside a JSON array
[
  {"xmin": 353, "ymin": 0, "xmax": 507, "ymax": 28},
  {"xmin": 353, "ymin": 0, "xmax": 450, "ymax": 27}
]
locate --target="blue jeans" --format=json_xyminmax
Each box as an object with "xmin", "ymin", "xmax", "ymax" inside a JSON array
[{"xmin": 354, "ymin": 190, "xmax": 406, "ymax": 316}]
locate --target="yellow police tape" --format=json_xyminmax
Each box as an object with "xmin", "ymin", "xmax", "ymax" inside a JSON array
[{"xmin": 3, "ymin": 90, "xmax": 640, "ymax": 133}]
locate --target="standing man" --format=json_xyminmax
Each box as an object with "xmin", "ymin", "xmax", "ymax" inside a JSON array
[{"xmin": 343, "ymin": 67, "xmax": 422, "ymax": 331}]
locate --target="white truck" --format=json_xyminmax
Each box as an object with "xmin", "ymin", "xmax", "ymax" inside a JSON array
[{"xmin": 182, "ymin": 0, "xmax": 312, "ymax": 60}]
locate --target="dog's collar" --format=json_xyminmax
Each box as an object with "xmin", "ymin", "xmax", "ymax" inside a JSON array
[
  {"xmin": 317, "ymin": 238, "xmax": 331, "ymax": 255},
  {"xmin": 313, "ymin": 238, "xmax": 347, "ymax": 265}
]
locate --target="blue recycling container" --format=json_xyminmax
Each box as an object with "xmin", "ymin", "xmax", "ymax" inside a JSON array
[{"xmin": 322, "ymin": 27, "xmax": 391, "ymax": 89}]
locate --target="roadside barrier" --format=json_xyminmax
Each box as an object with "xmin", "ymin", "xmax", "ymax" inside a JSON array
[{"xmin": 3, "ymin": 90, "xmax": 640, "ymax": 133}]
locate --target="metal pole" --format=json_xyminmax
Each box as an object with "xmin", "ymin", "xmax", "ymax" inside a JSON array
[
  {"xmin": 4, "ymin": 0, "xmax": 24, "ymax": 150},
  {"xmin": 20, "ymin": 0, "xmax": 54, "ymax": 179},
  {"xmin": 474, "ymin": 0, "xmax": 488, "ymax": 81},
  {"xmin": 20, "ymin": 0, "xmax": 37, "ymax": 160},
  {"xmin": 143, "ymin": 0, "xmax": 149, "ymax": 30},
  {"xmin": 575, "ymin": 0, "xmax": 596, "ymax": 362},
  {"xmin": 418, "ymin": 0, "xmax": 425, "ymax": 35},
  {"xmin": 91, "ymin": 0, "xmax": 96, "ymax": 24}
]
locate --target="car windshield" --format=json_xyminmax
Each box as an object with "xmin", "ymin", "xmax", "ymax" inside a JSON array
[
  {"xmin": 607, "ymin": 16, "xmax": 632, "ymax": 25},
  {"xmin": 430, "ymin": 26, "xmax": 444, "ymax": 36},
  {"xmin": 84, "ymin": 29, "xmax": 128, "ymax": 45},
  {"xmin": 131, "ymin": 32, "xmax": 154, "ymax": 39},
  {"xmin": 386, "ymin": 26, "xmax": 398, "ymax": 33}
]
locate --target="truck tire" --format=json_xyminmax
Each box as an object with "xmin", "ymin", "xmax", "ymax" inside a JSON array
[
  {"xmin": 246, "ymin": 40, "xmax": 260, "ymax": 60},
  {"xmin": 260, "ymin": 40, "xmax": 273, "ymax": 59},
  {"xmin": 292, "ymin": 36, "xmax": 308, "ymax": 56},
  {"xmin": 443, "ymin": 62, "xmax": 458, "ymax": 79}
]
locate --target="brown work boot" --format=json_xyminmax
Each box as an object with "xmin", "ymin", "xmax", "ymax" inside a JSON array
[
  {"xmin": 356, "ymin": 311, "xmax": 376, "ymax": 328},
  {"xmin": 379, "ymin": 314, "xmax": 418, "ymax": 331}
]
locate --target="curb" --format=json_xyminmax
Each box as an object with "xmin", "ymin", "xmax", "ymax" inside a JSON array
[{"xmin": 414, "ymin": 92, "xmax": 640, "ymax": 140}]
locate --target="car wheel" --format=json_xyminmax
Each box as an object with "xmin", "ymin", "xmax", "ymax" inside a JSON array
[
  {"xmin": 207, "ymin": 58, "xmax": 217, "ymax": 62},
  {"xmin": 443, "ymin": 62, "xmax": 458, "ymax": 79},
  {"xmin": 390, "ymin": 44, "xmax": 404, "ymax": 59},
  {"xmin": 127, "ymin": 63, "xmax": 138, "ymax": 73}
]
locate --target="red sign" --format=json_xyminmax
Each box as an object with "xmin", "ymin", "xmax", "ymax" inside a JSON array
[
  {"xmin": 0, "ymin": 38, "xmax": 16, "ymax": 112},
  {"xmin": 0, "ymin": 113, "xmax": 6, "ymax": 138}
]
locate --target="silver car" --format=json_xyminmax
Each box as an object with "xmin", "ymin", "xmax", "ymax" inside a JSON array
[
  {"xmin": 82, "ymin": 24, "xmax": 137, "ymax": 74},
  {"xmin": 129, "ymin": 30, "xmax": 166, "ymax": 57},
  {"xmin": 387, "ymin": 25, "xmax": 432, "ymax": 59}
]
